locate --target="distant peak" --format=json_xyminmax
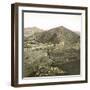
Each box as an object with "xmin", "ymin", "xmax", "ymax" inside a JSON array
[
  {"xmin": 60, "ymin": 26, "xmax": 65, "ymax": 29},
  {"xmin": 25, "ymin": 26, "xmax": 43, "ymax": 30},
  {"xmin": 56, "ymin": 26, "xmax": 67, "ymax": 30},
  {"xmin": 49, "ymin": 26, "xmax": 67, "ymax": 31},
  {"xmin": 31, "ymin": 26, "xmax": 44, "ymax": 30},
  {"xmin": 30, "ymin": 26, "xmax": 39, "ymax": 29}
]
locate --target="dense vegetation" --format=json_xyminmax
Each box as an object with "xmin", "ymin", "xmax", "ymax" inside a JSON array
[{"xmin": 24, "ymin": 26, "xmax": 80, "ymax": 77}]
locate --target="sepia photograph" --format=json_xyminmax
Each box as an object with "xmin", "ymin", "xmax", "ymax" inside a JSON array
[{"xmin": 23, "ymin": 11, "xmax": 81, "ymax": 77}]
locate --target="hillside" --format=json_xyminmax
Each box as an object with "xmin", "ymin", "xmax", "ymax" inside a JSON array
[
  {"xmin": 35, "ymin": 26, "xmax": 80, "ymax": 45},
  {"xmin": 24, "ymin": 27, "xmax": 43, "ymax": 37},
  {"xmin": 24, "ymin": 26, "xmax": 80, "ymax": 77},
  {"xmin": 25, "ymin": 26, "xmax": 80, "ymax": 48}
]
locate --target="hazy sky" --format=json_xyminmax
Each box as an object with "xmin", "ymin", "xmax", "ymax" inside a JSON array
[{"xmin": 24, "ymin": 12, "xmax": 82, "ymax": 32}]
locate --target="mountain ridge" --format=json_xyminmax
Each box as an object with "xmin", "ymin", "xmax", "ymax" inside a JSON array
[
  {"xmin": 34, "ymin": 26, "xmax": 80, "ymax": 45},
  {"xmin": 24, "ymin": 26, "xmax": 80, "ymax": 47}
]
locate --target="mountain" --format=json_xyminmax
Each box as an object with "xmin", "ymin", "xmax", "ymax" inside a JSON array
[
  {"xmin": 24, "ymin": 26, "xmax": 80, "ymax": 49},
  {"xmin": 34, "ymin": 26, "xmax": 80, "ymax": 46},
  {"xmin": 24, "ymin": 27, "xmax": 43, "ymax": 37}
]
